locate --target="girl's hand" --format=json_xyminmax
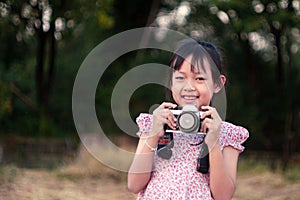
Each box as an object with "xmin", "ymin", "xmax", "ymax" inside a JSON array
[
  {"xmin": 151, "ymin": 102, "xmax": 177, "ymax": 138},
  {"xmin": 200, "ymin": 106, "xmax": 222, "ymax": 148}
]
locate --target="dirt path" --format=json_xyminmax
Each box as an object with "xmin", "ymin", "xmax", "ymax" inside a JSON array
[
  {"xmin": 1, "ymin": 165, "xmax": 300, "ymax": 200},
  {"xmin": 0, "ymin": 166, "xmax": 136, "ymax": 200},
  {"xmin": 234, "ymin": 171, "xmax": 300, "ymax": 200}
]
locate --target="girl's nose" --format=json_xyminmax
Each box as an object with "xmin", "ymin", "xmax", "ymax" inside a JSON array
[{"xmin": 183, "ymin": 80, "xmax": 196, "ymax": 91}]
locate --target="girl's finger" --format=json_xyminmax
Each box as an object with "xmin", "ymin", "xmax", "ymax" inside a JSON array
[
  {"xmin": 160, "ymin": 102, "xmax": 177, "ymax": 109},
  {"xmin": 166, "ymin": 120, "xmax": 177, "ymax": 130},
  {"xmin": 166, "ymin": 114, "xmax": 177, "ymax": 129},
  {"xmin": 201, "ymin": 105, "xmax": 211, "ymax": 111},
  {"xmin": 201, "ymin": 118, "xmax": 212, "ymax": 133},
  {"xmin": 200, "ymin": 106, "xmax": 212, "ymax": 118},
  {"xmin": 156, "ymin": 109, "xmax": 176, "ymax": 129},
  {"xmin": 201, "ymin": 106, "xmax": 220, "ymax": 120},
  {"xmin": 159, "ymin": 109, "xmax": 176, "ymax": 129}
]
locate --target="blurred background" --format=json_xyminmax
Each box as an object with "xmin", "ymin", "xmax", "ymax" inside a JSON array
[{"xmin": 0, "ymin": 0, "xmax": 300, "ymax": 199}]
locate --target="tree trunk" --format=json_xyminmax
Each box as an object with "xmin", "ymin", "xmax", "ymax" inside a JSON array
[
  {"xmin": 44, "ymin": 23, "xmax": 56, "ymax": 107},
  {"xmin": 36, "ymin": 29, "xmax": 46, "ymax": 108},
  {"xmin": 35, "ymin": 24, "xmax": 56, "ymax": 113},
  {"xmin": 271, "ymin": 26, "xmax": 284, "ymax": 85}
]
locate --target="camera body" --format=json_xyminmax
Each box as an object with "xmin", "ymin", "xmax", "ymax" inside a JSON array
[
  {"xmin": 157, "ymin": 104, "xmax": 205, "ymax": 159},
  {"xmin": 166, "ymin": 104, "xmax": 204, "ymax": 135}
]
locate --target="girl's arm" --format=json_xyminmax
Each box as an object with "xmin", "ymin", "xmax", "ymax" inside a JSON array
[
  {"xmin": 127, "ymin": 102, "xmax": 177, "ymax": 194},
  {"xmin": 207, "ymin": 141, "xmax": 239, "ymax": 200},
  {"xmin": 127, "ymin": 135, "xmax": 160, "ymax": 193},
  {"xmin": 200, "ymin": 106, "xmax": 239, "ymax": 200}
]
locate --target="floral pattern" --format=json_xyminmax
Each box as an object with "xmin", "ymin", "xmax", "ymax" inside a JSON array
[
  {"xmin": 135, "ymin": 113, "xmax": 249, "ymax": 200},
  {"xmin": 136, "ymin": 113, "xmax": 153, "ymax": 137}
]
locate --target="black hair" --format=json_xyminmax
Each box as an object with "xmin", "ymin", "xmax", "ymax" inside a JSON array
[{"xmin": 166, "ymin": 37, "xmax": 224, "ymax": 100}]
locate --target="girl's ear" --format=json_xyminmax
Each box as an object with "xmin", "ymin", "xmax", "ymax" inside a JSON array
[{"xmin": 214, "ymin": 75, "xmax": 226, "ymax": 93}]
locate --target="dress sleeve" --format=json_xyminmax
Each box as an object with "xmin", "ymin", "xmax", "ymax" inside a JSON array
[
  {"xmin": 219, "ymin": 122, "xmax": 249, "ymax": 152},
  {"xmin": 136, "ymin": 113, "xmax": 153, "ymax": 137}
]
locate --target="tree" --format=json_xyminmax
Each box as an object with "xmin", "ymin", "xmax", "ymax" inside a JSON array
[
  {"xmin": 0, "ymin": 0, "xmax": 162, "ymax": 137},
  {"xmin": 0, "ymin": 0, "xmax": 115, "ymax": 113}
]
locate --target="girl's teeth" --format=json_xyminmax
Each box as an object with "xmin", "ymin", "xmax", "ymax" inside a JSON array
[{"xmin": 183, "ymin": 96, "xmax": 197, "ymax": 99}]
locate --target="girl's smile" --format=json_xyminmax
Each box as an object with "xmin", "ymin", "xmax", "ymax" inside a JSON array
[
  {"xmin": 171, "ymin": 56, "xmax": 215, "ymax": 109},
  {"xmin": 181, "ymin": 95, "xmax": 199, "ymax": 101}
]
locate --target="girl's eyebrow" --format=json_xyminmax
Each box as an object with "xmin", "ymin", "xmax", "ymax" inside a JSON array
[
  {"xmin": 177, "ymin": 70, "xmax": 203, "ymax": 75},
  {"xmin": 177, "ymin": 70, "xmax": 186, "ymax": 74}
]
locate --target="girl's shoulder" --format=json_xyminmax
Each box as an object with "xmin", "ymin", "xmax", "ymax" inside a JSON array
[
  {"xmin": 136, "ymin": 113, "xmax": 153, "ymax": 137},
  {"xmin": 219, "ymin": 121, "xmax": 250, "ymax": 152}
]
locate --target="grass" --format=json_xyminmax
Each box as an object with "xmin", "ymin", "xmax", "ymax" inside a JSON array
[
  {"xmin": 0, "ymin": 165, "xmax": 20, "ymax": 185},
  {"xmin": 238, "ymin": 155, "xmax": 300, "ymax": 182},
  {"xmin": 283, "ymin": 164, "xmax": 300, "ymax": 183}
]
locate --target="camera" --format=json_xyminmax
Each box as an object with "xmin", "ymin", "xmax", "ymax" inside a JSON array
[
  {"xmin": 157, "ymin": 104, "xmax": 205, "ymax": 160},
  {"xmin": 166, "ymin": 104, "xmax": 204, "ymax": 135}
]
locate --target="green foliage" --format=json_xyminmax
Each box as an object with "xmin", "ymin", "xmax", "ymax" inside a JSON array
[
  {"xmin": 1, "ymin": 0, "xmax": 300, "ymax": 162},
  {"xmin": 0, "ymin": 0, "xmax": 118, "ymax": 137}
]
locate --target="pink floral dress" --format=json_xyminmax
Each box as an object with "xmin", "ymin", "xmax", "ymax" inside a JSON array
[{"xmin": 135, "ymin": 113, "xmax": 249, "ymax": 200}]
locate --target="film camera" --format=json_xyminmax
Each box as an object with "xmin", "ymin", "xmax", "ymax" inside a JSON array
[
  {"xmin": 157, "ymin": 104, "xmax": 209, "ymax": 173},
  {"xmin": 166, "ymin": 104, "xmax": 204, "ymax": 134}
]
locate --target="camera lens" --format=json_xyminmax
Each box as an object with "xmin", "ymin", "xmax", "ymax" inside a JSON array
[{"xmin": 178, "ymin": 112, "xmax": 200, "ymax": 133}]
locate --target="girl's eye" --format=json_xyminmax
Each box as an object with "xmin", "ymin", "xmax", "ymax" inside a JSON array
[
  {"xmin": 196, "ymin": 77, "xmax": 206, "ymax": 81},
  {"xmin": 175, "ymin": 76, "xmax": 185, "ymax": 80}
]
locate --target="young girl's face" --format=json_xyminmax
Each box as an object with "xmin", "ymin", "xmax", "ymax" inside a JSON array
[{"xmin": 171, "ymin": 56, "xmax": 220, "ymax": 109}]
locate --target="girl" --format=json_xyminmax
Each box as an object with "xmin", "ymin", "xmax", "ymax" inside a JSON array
[{"xmin": 127, "ymin": 37, "xmax": 249, "ymax": 200}]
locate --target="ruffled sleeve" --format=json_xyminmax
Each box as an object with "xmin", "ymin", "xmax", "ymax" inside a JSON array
[
  {"xmin": 136, "ymin": 113, "xmax": 153, "ymax": 137},
  {"xmin": 219, "ymin": 122, "xmax": 249, "ymax": 152}
]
